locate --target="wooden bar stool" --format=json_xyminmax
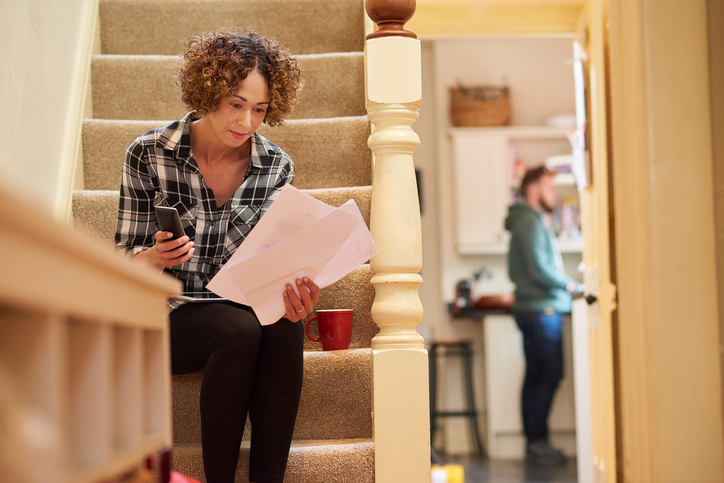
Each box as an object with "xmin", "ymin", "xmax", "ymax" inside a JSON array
[{"xmin": 429, "ymin": 339, "xmax": 484, "ymax": 455}]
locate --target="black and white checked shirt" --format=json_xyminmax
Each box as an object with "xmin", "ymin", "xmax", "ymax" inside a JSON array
[{"xmin": 115, "ymin": 112, "xmax": 295, "ymax": 310}]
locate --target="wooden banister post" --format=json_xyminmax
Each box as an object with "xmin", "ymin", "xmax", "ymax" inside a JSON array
[{"xmin": 364, "ymin": 1, "xmax": 430, "ymax": 481}]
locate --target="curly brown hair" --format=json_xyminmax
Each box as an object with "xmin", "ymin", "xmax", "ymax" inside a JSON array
[{"xmin": 177, "ymin": 30, "xmax": 303, "ymax": 126}]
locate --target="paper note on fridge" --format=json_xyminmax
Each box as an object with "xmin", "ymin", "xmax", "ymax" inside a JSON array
[{"xmin": 206, "ymin": 185, "xmax": 377, "ymax": 326}]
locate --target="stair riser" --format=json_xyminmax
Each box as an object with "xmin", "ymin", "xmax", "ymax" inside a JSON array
[
  {"xmin": 173, "ymin": 440, "xmax": 374, "ymax": 483},
  {"xmin": 82, "ymin": 117, "xmax": 372, "ymax": 191},
  {"xmin": 100, "ymin": 0, "xmax": 365, "ymax": 56},
  {"xmin": 91, "ymin": 54, "xmax": 365, "ymax": 121},
  {"xmin": 172, "ymin": 349, "xmax": 373, "ymax": 443}
]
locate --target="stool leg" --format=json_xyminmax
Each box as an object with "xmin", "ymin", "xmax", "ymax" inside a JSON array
[
  {"xmin": 429, "ymin": 345, "xmax": 438, "ymax": 450},
  {"xmin": 431, "ymin": 445, "xmax": 445, "ymax": 466},
  {"xmin": 463, "ymin": 345, "xmax": 484, "ymax": 456}
]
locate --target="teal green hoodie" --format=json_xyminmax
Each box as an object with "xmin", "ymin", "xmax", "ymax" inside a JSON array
[{"xmin": 505, "ymin": 203, "xmax": 578, "ymax": 313}]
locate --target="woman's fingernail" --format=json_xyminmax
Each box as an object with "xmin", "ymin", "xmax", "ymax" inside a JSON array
[
  {"xmin": 303, "ymin": 277, "xmax": 309, "ymax": 282},
  {"xmin": 287, "ymin": 284, "xmax": 292, "ymax": 289},
  {"xmin": 297, "ymin": 279, "xmax": 303, "ymax": 285}
]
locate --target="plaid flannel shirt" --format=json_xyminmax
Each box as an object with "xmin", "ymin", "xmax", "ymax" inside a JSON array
[{"xmin": 115, "ymin": 112, "xmax": 295, "ymax": 310}]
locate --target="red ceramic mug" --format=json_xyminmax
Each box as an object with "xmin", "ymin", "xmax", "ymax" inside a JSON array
[{"xmin": 305, "ymin": 309, "xmax": 353, "ymax": 351}]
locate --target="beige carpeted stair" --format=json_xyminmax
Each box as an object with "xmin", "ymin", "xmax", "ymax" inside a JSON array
[
  {"xmin": 73, "ymin": 187, "xmax": 372, "ymax": 245},
  {"xmin": 72, "ymin": 0, "xmax": 376, "ymax": 481},
  {"xmin": 91, "ymin": 53, "xmax": 366, "ymax": 121},
  {"xmin": 99, "ymin": 0, "xmax": 365, "ymax": 56},
  {"xmin": 172, "ymin": 349, "xmax": 373, "ymax": 444},
  {"xmin": 82, "ymin": 117, "xmax": 372, "ymax": 191},
  {"xmin": 173, "ymin": 439, "xmax": 375, "ymax": 483}
]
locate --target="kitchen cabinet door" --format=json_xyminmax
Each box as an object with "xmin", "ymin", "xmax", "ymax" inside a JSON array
[{"xmin": 451, "ymin": 132, "xmax": 509, "ymax": 254}]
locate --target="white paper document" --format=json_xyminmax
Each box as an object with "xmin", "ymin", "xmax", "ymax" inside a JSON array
[{"xmin": 207, "ymin": 185, "xmax": 377, "ymax": 325}]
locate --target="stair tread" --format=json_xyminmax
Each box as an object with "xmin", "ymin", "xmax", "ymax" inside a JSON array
[
  {"xmin": 173, "ymin": 345, "xmax": 374, "ymax": 443},
  {"xmin": 174, "ymin": 438, "xmax": 373, "ymax": 450},
  {"xmin": 99, "ymin": 0, "xmax": 365, "ymax": 56},
  {"xmin": 173, "ymin": 438, "xmax": 374, "ymax": 483},
  {"xmin": 82, "ymin": 116, "xmax": 371, "ymax": 191},
  {"xmin": 91, "ymin": 53, "xmax": 365, "ymax": 121}
]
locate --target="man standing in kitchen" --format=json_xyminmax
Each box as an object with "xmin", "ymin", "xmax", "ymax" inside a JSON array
[{"xmin": 505, "ymin": 166, "xmax": 583, "ymax": 466}]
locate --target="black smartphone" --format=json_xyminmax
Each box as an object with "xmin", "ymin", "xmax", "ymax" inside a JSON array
[{"xmin": 154, "ymin": 206, "xmax": 186, "ymax": 240}]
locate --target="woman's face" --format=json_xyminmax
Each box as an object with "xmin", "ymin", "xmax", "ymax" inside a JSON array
[{"xmin": 207, "ymin": 69, "xmax": 270, "ymax": 149}]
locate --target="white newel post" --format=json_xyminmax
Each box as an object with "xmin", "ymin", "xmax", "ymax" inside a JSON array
[{"xmin": 364, "ymin": 2, "xmax": 430, "ymax": 481}]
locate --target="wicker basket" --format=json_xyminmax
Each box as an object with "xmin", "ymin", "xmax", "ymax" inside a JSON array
[{"xmin": 449, "ymin": 85, "xmax": 511, "ymax": 127}]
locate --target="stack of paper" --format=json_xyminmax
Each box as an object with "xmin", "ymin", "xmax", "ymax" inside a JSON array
[{"xmin": 207, "ymin": 185, "xmax": 377, "ymax": 325}]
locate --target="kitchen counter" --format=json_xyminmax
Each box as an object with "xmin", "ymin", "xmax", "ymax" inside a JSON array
[{"xmin": 447, "ymin": 303, "xmax": 512, "ymax": 320}]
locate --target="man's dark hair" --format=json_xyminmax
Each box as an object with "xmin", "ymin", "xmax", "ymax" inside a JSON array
[{"xmin": 520, "ymin": 166, "xmax": 552, "ymax": 199}]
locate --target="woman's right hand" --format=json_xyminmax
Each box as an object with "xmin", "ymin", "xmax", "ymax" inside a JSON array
[{"xmin": 135, "ymin": 232, "xmax": 195, "ymax": 270}]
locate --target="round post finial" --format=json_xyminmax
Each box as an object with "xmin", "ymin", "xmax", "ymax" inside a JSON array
[{"xmin": 365, "ymin": 0, "xmax": 417, "ymax": 40}]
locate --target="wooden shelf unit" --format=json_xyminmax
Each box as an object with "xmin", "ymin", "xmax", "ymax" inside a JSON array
[{"xmin": 0, "ymin": 182, "xmax": 180, "ymax": 483}]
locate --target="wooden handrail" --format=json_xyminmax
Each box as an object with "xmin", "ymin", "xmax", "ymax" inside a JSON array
[
  {"xmin": 0, "ymin": 181, "xmax": 179, "ymax": 325},
  {"xmin": 365, "ymin": 0, "xmax": 417, "ymax": 39},
  {"xmin": 0, "ymin": 181, "xmax": 179, "ymax": 483}
]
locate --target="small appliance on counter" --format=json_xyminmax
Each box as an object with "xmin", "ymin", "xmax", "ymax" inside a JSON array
[{"xmin": 452, "ymin": 279, "xmax": 474, "ymax": 316}]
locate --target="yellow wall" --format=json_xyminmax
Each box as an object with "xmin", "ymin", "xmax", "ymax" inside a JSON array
[
  {"xmin": 0, "ymin": 0, "xmax": 95, "ymax": 218},
  {"xmin": 408, "ymin": 0, "xmax": 585, "ymax": 37}
]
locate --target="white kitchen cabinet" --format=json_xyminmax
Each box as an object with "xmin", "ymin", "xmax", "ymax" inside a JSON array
[
  {"xmin": 450, "ymin": 126, "xmax": 579, "ymax": 255},
  {"xmin": 451, "ymin": 130, "xmax": 510, "ymax": 253}
]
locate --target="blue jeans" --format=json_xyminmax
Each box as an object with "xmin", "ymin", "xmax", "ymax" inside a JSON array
[{"xmin": 514, "ymin": 310, "xmax": 564, "ymax": 444}]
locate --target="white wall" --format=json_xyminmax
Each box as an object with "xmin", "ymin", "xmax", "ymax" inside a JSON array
[
  {"xmin": 0, "ymin": 0, "xmax": 94, "ymax": 216},
  {"xmin": 414, "ymin": 36, "xmax": 582, "ymax": 454}
]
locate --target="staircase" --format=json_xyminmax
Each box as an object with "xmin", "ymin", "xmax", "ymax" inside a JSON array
[{"xmin": 72, "ymin": 0, "xmax": 379, "ymax": 481}]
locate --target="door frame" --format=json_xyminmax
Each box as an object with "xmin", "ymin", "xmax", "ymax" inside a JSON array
[{"xmin": 608, "ymin": 0, "xmax": 724, "ymax": 481}]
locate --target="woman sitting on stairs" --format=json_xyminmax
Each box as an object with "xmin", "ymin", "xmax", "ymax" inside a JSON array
[{"xmin": 115, "ymin": 30, "xmax": 319, "ymax": 483}]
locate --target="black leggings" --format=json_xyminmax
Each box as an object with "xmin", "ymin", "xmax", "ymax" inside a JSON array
[{"xmin": 170, "ymin": 302, "xmax": 304, "ymax": 483}]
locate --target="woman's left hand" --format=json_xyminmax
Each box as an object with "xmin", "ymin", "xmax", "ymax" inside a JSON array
[{"xmin": 283, "ymin": 277, "xmax": 320, "ymax": 322}]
